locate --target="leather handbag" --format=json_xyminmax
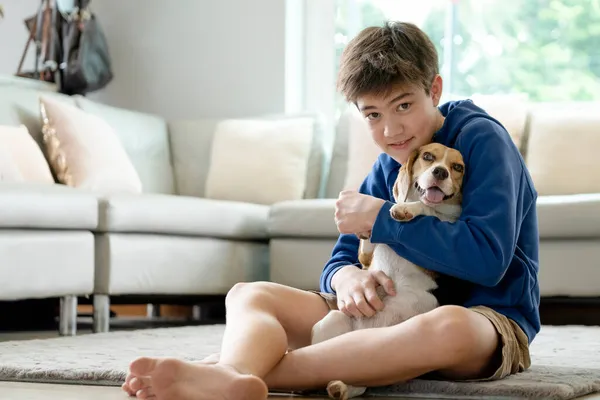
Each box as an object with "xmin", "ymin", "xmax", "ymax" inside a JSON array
[
  {"xmin": 15, "ymin": 0, "xmax": 113, "ymax": 95},
  {"xmin": 58, "ymin": 0, "xmax": 113, "ymax": 95}
]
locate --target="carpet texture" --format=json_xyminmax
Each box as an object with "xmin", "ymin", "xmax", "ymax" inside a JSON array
[{"xmin": 0, "ymin": 324, "xmax": 599, "ymax": 399}]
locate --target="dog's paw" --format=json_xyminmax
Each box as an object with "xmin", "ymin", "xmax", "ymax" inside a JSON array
[
  {"xmin": 327, "ymin": 380, "xmax": 349, "ymax": 400},
  {"xmin": 390, "ymin": 205, "xmax": 414, "ymax": 221}
]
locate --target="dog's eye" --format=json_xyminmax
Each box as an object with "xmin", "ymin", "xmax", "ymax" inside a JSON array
[
  {"xmin": 423, "ymin": 152, "xmax": 434, "ymax": 162},
  {"xmin": 453, "ymin": 164, "xmax": 464, "ymax": 173}
]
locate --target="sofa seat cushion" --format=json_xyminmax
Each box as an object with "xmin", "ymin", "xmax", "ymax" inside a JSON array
[
  {"xmin": 537, "ymin": 193, "xmax": 600, "ymax": 239},
  {"xmin": 268, "ymin": 199, "xmax": 338, "ymax": 238},
  {"xmin": 0, "ymin": 183, "xmax": 98, "ymax": 229},
  {"xmin": 98, "ymin": 194, "xmax": 269, "ymax": 239}
]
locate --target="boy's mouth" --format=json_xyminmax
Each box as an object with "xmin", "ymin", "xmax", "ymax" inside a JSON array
[{"xmin": 389, "ymin": 137, "xmax": 414, "ymax": 150}]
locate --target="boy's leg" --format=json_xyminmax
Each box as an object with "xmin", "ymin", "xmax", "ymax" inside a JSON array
[
  {"xmin": 261, "ymin": 305, "xmax": 518, "ymax": 390},
  {"xmin": 126, "ymin": 282, "xmax": 330, "ymax": 399},
  {"xmin": 214, "ymin": 281, "xmax": 330, "ymax": 376},
  {"xmin": 127, "ymin": 303, "xmax": 507, "ymax": 399}
]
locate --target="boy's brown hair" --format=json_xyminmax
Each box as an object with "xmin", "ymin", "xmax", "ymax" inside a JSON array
[{"xmin": 337, "ymin": 21, "xmax": 439, "ymax": 102}]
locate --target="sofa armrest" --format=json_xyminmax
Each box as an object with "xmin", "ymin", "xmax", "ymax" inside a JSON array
[{"xmin": 268, "ymin": 199, "xmax": 338, "ymax": 238}]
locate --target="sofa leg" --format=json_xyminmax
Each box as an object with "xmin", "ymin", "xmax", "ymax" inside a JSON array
[
  {"xmin": 93, "ymin": 294, "xmax": 110, "ymax": 333},
  {"xmin": 59, "ymin": 295, "xmax": 78, "ymax": 336}
]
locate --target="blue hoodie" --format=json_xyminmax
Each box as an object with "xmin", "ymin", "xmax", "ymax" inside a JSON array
[{"xmin": 320, "ymin": 100, "xmax": 541, "ymax": 344}]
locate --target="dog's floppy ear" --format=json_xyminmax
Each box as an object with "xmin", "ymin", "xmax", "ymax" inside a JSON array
[{"xmin": 394, "ymin": 149, "xmax": 419, "ymax": 202}]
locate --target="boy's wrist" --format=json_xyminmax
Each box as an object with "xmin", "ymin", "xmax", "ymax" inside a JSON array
[{"xmin": 331, "ymin": 265, "xmax": 357, "ymax": 292}]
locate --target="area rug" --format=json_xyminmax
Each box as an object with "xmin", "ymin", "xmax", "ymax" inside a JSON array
[{"xmin": 0, "ymin": 325, "xmax": 599, "ymax": 399}]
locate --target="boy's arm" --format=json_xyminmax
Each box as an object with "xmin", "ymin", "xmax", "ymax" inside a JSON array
[
  {"xmin": 371, "ymin": 120, "xmax": 536, "ymax": 287},
  {"xmin": 319, "ymin": 157, "xmax": 390, "ymax": 293}
]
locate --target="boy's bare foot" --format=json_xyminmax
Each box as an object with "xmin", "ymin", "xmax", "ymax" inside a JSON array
[
  {"xmin": 122, "ymin": 353, "xmax": 221, "ymax": 396},
  {"xmin": 125, "ymin": 356, "xmax": 268, "ymax": 400}
]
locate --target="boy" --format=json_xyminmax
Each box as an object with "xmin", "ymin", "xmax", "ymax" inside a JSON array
[{"xmin": 123, "ymin": 21, "xmax": 540, "ymax": 400}]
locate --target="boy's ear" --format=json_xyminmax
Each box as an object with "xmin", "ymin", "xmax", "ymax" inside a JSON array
[
  {"xmin": 395, "ymin": 149, "xmax": 419, "ymax": 202},
  {"xmin": 430, "ymin": 75, "xmax": 443, "ymax": 106}
]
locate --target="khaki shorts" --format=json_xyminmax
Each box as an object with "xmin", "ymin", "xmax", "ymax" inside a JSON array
[{"xmin": 311, "ymin": 291, "xmax": 531, "ymax": 381}]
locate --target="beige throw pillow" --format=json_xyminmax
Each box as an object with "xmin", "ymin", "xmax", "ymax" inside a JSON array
[
  {"xmin": 0, "ymin": 124, "xmax": 54, "ymax": 183},
  {"xmin": 526, "ymin": 104, "xmax": 600, "ymax": 195},
  {"xmin": 471, "ymin": 94, "xmax": 529, "ymax": 154},
  {"xmin": 342, "ymin": 107, "xmax": 382, "ymax": 190},
  {"xmin": 0, "ymin": 146, "xmax": 25, "ymax": 182},
  {"xmin": 39, "ymin": 96, "xmax": 142, "ymax": 194},
  {"xmin": 205, "ymin": 118, "xmax": 314, "ymax": 205}
]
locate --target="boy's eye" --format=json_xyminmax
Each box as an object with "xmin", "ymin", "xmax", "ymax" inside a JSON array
[
  {"xmin": 423, "ymin": 152, "xmax": 434, "ymax": 161},
  {"xmin": 397, "ymin": 103, "xmax": 411, "ymax": 111},
  {"xmin": 453, "ymin": 164, "xmax": 464, "ymax": 173},
  {"xmin": 366, "ymin": 112, "xmax": 381, "ymax": 120}
]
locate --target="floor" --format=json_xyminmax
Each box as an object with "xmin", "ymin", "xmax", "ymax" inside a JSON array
[{"xmin": 1, "ymin": 329, "xmax": 599, "ymax": 400}]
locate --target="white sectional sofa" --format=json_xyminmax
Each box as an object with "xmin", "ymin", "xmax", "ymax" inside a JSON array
[
  {"xmin": 1, "ymin": 74, "xmax": 599, "ymax": 335},
  {"xmin": 0, "ymin": 76, "xmax": 325, "ymax": 334}
]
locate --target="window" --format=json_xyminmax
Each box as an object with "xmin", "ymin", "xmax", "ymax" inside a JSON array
[{"xmin": 333, "ymin": 0, "xmax": 600, "ymax": 117}]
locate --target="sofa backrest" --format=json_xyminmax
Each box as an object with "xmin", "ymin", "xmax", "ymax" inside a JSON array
[
  {"xmin": 0, "ymin": 85, "xmax": 75, "ymax": 163},
  {"xmin": 524, "ymin": 101, "xmax": 600, "ymax": 196},
  {"xmin": 75, "ymin": 96, "xmax": 176, "ymax": 195},
  {"xmin": 326, "ymin": 97, "xmax": 600, "ymax": 200},
  {"xmin": 325, "ymin": 97, "xmax": 532, "ymax": 199},
  {"xmin": 0, "ymin": 82, "xmax": 176, "ymax": 195},
  {"xmin": 168, "ymin": 113, "xmax": 327, "ymax": 200}
]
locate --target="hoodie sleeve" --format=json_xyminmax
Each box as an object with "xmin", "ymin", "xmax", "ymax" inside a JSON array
[
  {"xmin": 319, "ymin": 157, "xmax": 392, "ymax": 293},
  {"xmin": 370, "ymin": 119, "xmax": 534, "ymax": 287}
]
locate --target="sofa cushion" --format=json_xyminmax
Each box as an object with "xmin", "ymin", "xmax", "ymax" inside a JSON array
[
  {"xmin": 526, "ymin": 102, "xmax": 600, "ymax": 195},
  {"xmin": 39, "ymin": 96, "xmax": 142, "ymax": 194},
  {"xmin": 0, "ymin": 146, "xmax": 24, "ymax": 182},
  {"xmin": 268, "ymin": 199, "xmax": 338, "ymax": 238},
  {"xmin": 95, "ymin": 234, "xmax": 269, "ymax": 295},
  {"xmin": 269, "ymin": 193, "xmax": 600, "ymax": 241},
  {"xmin": 0, "ymin": 183, "xmax": 98, "ymax": 229},
  {"xmin": 0, "ymin": 230, "xmax": 94, "ymax": 300},
  {"xmin": 470, "ymin": 94, "xmax": 529, "ymax": 156},
  {"xmin": 204, "ymin": 118, "xmax": 314, "ymax": 205},
  {"xmin": 0, "ymin": 124, "xmax": 54, "ymax": 184},
  {"xmin": 98, "ymin": 193, "xmax": 269, "ymax": 239},
  {"xmin": 343, "ymin": 107, "xmax": 382, "ymax": 191},
  {"xmin": 537, "ymin": 193, "xmax": 600, "ymax": 239},
  {"xmin": 75, "ymin": 96, "xmax": 176, "ymax": 194},
  {"xmin": 169, "ymin": 113, "xmax": 325, "ymax": 199}
]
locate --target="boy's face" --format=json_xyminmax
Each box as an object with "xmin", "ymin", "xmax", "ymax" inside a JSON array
[{"xmin": 355, "ymin": 76, "xmax": 444, "ymax": 165}]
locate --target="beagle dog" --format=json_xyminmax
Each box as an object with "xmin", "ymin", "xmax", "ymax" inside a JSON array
[{"xmin": 312, "ymin": 143, "xmax": 466, "ymax": 400}]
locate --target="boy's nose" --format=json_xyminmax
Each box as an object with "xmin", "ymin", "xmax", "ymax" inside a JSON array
[{"xmin": 384, "ymin": 124, "xmax": 402, "ymax": 137}]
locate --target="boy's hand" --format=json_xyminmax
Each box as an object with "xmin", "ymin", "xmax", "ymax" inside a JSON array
[
  {"xmin": 331, "ymin": 265, "xmax": 396, "ymax": 318},
  {"xmin": 335, "ymin": 191, "xmax": 385, "ymax": 235}
]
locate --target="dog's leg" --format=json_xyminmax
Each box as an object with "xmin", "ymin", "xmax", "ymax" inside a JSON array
[
  {"xmin": 311, "ymin": 310, "xmax": 353, "ymax": 345},
  {"xmin": 312, "ymin": 312, "xmax": 365, "ymax": 400},
  {"xmin": 327, "ymin": 380, "xmax": 367, "ymax": 400},
  {"xmin": 390, "ymin": 201, "xmax": 428, "ymax": 221},
  {"xmin": 358, "ymin": 238, "xmax": 376, "ymax": 270}
]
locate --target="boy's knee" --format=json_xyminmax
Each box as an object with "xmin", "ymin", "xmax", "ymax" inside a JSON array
[
  {"xmin": 416, "ymin": 305, "xmax": 481, "ymax": 359},
  {"xmin": 225, "ymin": 281, "xmax": 275, "ymax": 308}
]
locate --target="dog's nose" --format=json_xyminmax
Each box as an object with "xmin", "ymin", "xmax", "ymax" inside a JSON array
[{"xmin": 432, "ymin": 166, "xmax": 449, "ymax": 180}]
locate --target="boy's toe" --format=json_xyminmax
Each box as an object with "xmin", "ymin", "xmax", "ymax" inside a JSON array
[{"xmin": 130, "ymin": 357, "xmax": 161, "ymax": 376}]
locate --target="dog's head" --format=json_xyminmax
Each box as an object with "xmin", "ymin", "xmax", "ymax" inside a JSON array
[{"xmin": 393, "ymin": 143, "xmax": 465, "ymax": 207}]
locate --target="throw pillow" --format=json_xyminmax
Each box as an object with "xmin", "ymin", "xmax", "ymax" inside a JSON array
[
  {"xmin": 39, "ymin": 96, "xmax": 143, "ymax": 194},
  {"xmin": 0, "ymin": 124, "xmax": 54, "ymax": 183},
  {"xmin": 0, "ymin": 146, "xmax": 25, "ymax": 182},
  {"xmin": 204, "ymin": 118, "xmax": 314, "ymax": 205},
  {"xmin": 471, "ymin": 94, "xmax": 529, "ymax": 155},
  {"xmin": 525, "ymin": 103, "xmax": 600, "ymax": 195},
  {"xmin": 343, "ymin": 107, "xmax": 382, "ymax": 190}
]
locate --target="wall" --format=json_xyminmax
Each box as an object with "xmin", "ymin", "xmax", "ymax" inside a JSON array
[{"xmin": 0, "ymin": 0, "xmax": 287, "ymax": 120}]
